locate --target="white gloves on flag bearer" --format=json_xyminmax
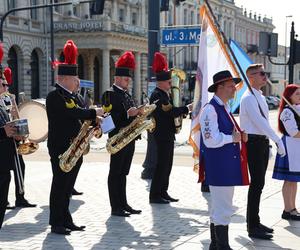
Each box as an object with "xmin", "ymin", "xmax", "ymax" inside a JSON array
[{"xmin": 276, "ymin": 139, "xmax": 286, "ymax": 157}]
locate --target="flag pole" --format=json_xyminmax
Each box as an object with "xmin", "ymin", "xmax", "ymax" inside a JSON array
[{"xmin": 203, "ymin": 0, "xmax": 252, "ymax": 91}]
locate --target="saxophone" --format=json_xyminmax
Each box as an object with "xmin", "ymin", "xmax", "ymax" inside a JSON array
[
  {"xmin": 106, "ymin": 103, "xmax": 156, "ymax": 155},
  {"xmin": 171, "ymin": 68, "xmax": 186, "ymax": 134},
  {"xmin": 59, "ymin": 120, "xmax": 102, "ymax": 172}
]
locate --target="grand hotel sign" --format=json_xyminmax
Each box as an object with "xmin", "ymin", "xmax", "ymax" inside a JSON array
[{"xmin": 53, "ymin": 20, "xmax": 103, "ymax": 33}]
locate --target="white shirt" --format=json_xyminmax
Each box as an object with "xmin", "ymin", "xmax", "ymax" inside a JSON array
[
  {"xmin": 240, "ymin": 88, "xmax": 280, "ymax": 143},
  {"xmin": 280, "ymin": 107, "xmax": 300, "ymax": 137},
  {"xmin": 199, "ymin": 95, "xmax": 233, "ymax": 148}
]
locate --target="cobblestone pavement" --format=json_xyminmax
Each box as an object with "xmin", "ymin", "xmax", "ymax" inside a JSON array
[{"xmin": 1, "ymin": 111, "xmax": 300, "ymax": 249}]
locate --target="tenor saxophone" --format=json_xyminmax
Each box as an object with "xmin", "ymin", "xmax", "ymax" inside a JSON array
[
  {"xmin": 106, "ymin": 103, "xmax": 156, "ymax": 155},
  {"xmin": 59, "ymin": 120, "xmax": 102, "ymax": 172}
]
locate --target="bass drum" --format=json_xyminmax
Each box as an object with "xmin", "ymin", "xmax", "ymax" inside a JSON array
[{"xmin": 18, "ymin": 99, "xmax": 48, "ymax": 143}]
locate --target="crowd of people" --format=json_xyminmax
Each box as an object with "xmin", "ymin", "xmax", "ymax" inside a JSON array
[{"xmin": 0, "ymin": 40, "xmax": 299, "ymax": 250}]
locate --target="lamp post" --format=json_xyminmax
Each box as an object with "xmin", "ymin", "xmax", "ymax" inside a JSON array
[{"xmin": 284, "ymin": 15, "xmax": 292, "ymax": 86}]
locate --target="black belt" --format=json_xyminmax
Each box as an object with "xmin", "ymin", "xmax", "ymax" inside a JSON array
[{"xmin": 248, "ymin": 134, "xmax": 268, "ymax": 141}]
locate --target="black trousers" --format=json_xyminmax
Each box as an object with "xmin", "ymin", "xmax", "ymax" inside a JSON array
[
  {"xmin": 49, "ymin": 156, "xmax": 82, "ymax": 227},
  {"xmin": 246, "ymin": 136, "xmax": 269, "ymax": 229},
  {"xmin": 0, "ymin": 171, "xmax": 11, "ymax": 229},
  {"xmin": 150, "ymin": 139, "xmax": 174, "ymax": 199},
  {"xmin": 108, "ymin": 141, "xmax": 135, "ymax": 211},
  {"xmin": 13, "ymin": 154, "xmax": 25, "ymax": 201}
]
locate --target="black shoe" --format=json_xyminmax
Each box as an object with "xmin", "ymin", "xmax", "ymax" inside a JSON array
[
  {"xmin": 111, "ymin": 209, "xmax": 130, "ymax": 217},
  {"xmin": 6, "ymin": 202, "xmax": 15, "ymax": 210},
  {"xmin": 72, "ymin": 189, "xmax": 83, "ymax": 196},
  {"xmin": 149, "ymin": 197, "xmax": 170, "ymax": 204},
  {"xmin": 65, "ymin": 223, "xmax": 86, "ymax": 231},
  {"xmin": 51, "ymin": 226, "xmax": 71, "ymax": 235},
  {"xmin": 161, "ymin": 194, "xmax": 179, "ymax": 202},
  {"xmin": 248, "ymin": 227, "xmax": 273, "ymax": 240},
  {"xmin": 259, "ymin": 223, "xmax": 274, "ymax": 233},
  {"xmin": 124, "ymin": 205, "xmax": 142, "ymax": 214},
  {"xmin": 141, "ymin": 169, "xmax": 154, "ymax": 180},
  {"xmin": 201, "ymin": 183, "xmax": 210, "ymax": 193},
  {"xmin": 15, "ymin": 199, "xmax": 37, "ymax": 208},
  {"xmin": 282, "ymin": 209, "xmax": 300, "ymax": 221}
]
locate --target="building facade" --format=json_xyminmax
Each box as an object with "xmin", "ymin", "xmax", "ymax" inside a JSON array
[
  {"xmin": 1, "ymin": 0, "xmax": 49, "ymax": 100},
  {"xmin": 1, "ymin": 0, "xmax": 295, "ymax": 103}
]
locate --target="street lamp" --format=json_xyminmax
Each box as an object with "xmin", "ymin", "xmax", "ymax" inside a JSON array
[{"xmin": 284, "ymin": 15, "xmax": 293, "ymax": 86}]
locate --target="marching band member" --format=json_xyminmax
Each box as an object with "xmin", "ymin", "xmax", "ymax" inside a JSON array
[
  {"xmin": 273, "ymin": 84, "xmax": 300, "ymax": 221},
  {"xmin": 102, "ymin": 51, "xmax": 143, "ymax": 217},
  {"xmin": 199, "ymin": 70, "xmax": 249, "ymax": 250},
  {"xmin": 0, "ymin": 62, "xmax": 17, "ymax": 229},
  {"xmin": 149, "ymin": 52, "xmax": 192, "ymax": 204},
  {"xmin": 3, "ymin": 67, "xmax": 36, "ymax": 209},
  {"xmin": 46, "ymin": 40, "xmax": 103, "ymax": 235},
  {"xmin": 240, "ymin": 64, "xmax": 285, "ymax": 240}
]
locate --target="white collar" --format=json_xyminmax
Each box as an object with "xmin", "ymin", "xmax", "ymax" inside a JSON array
[
  {"xmin": 57, "ymin": 83, "xmax": 73, "ymax": 95},
  {"xmin": 113, "ymin": 83, "xmax": 126, "ymax": 92}
]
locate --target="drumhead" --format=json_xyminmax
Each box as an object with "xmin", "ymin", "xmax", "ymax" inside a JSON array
[{"xmin": 18, "ymin": 100, "xmax": 48, "ymax": 143}]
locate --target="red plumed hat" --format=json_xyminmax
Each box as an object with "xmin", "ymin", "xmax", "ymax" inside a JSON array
[
  {"xmin": 58, "ymin": 40, "xmax": 78, "ymax": 76},
  {"xmin": 152, "ymin": 52, "xmax": 171, "ymax": 81},
  {"xmin": 115, "ymin": 51, "xmax": 135, "ymax": 78},
  {"xmin": 3, "ymin": 67, "xmax": 12, "ymax": 85}
]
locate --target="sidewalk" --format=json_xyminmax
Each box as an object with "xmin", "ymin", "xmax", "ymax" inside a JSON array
[{"xmin": 1, "ymin": 160, "xmax": 299, "ymax": 250}]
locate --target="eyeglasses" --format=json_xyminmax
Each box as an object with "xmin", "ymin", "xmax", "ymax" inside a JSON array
[
  {"xmin": 251, "ymin": 71, "xmax": 266, "ymax": 76},
  {"xmin": 1, "ymin": 83, "xmax": 8, "ymax": 87}
]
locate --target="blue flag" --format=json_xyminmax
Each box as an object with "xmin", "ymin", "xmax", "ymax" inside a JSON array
[{"xmin": 229, "ymin": 39, "xmax": 253, "ymax": 113}]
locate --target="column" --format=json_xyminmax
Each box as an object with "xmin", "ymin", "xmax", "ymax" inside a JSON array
[
  {"xmin": 63, "ymin": 0, "xmax": 73, "ymax": 16},
  {"xmin": 141, "ymin": 1, "xmax": 146, "ymax": 27},
  {"xmin": 126, "ymin": 4, "xmax": 131, "ymax": 24},
  {"xmin": 17, "ymin": 0, "xmax": 28, "ymax": 18},
  {"xmin": 112, "ymin": 0, "xmax": 118, "ymax": 21},
  {"xmin": 81, "ymin": 2, "xmax": 90, "ymax": 19},
  {"xmin": 102, "ymin": 49, "xmax": 110, "ymax": 93},
  {"xmin": 134, "ymin": 52, "xmax": 141, "ymax": 105}
]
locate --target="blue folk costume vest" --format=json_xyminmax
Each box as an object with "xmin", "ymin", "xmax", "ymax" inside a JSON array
[{"xmin": 200, "ymin": 98, "xmax": 248, "ymax": 186}]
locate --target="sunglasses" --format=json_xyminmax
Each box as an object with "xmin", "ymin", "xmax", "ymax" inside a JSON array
[
  {"xmin": 1, "ymin": 83, "xmax": 8, "ymax": 87},
  {"xmin": 251, "ymin": 71, "xmax": 266, "ymax": 76}
]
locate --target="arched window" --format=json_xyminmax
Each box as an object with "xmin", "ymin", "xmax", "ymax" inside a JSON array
[
  {"xmin": 31, "ymin": 50, "xmax": 40, "ymax": 98},
  {"xmin": 93, "ymin": 57, "xmax": 100, "ymax": 104},
  {"xmin": 78, "ymin": 54, "xmax": 84, "ymax": 79},
  {"xmin": 7, "ymin": 47, "xmax": 18, "ymax": 101}
]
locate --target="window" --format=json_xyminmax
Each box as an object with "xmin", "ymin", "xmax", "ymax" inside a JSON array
[
  {"xmin": 190, "ymin": 11, "xmax": 194, "ymax": 25},
  {"xmin": 184, "ymin": 9, "xmax": 188, "ymax": 25},
  {"xmin": 54, "ymin": 0, "xmax": 59, "ymax": 13},
  {"xmin": 7, "ymin": 0, "xmax": 16, "ymax": 15},
  {"xmin": 119, "ymin": 9, "xmax": 124, "ymax": 22},
  {"xmin": 132, "ymin": 12, "xmax": 137, "ymax": 25},
  {"xmin": 30, "ymin": 0, "xmax": 38, "ymax": 20}
]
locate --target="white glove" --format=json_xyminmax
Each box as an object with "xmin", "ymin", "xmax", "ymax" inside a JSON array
[{"xmin": 276, "ymin": 139, "xmax": 286, "ymax": 157}]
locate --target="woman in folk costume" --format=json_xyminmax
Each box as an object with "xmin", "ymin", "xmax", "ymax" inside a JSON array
[{"xmin": 273, "ymin": 84, "xmax": 300, "ymax": 221}]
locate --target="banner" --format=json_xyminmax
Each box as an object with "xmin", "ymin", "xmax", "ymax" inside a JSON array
[{"xmin": 189, "ymin": 5, "xmax": 241, "ymax": 172}]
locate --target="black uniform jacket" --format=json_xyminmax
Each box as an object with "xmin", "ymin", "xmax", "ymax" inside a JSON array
[
  {"xmin": 102, "ymin": 85, "xmax": 136, "ymax": 138},
  {"xmin": 46, "ymin": 84, "xmax": 96, "ymax": 157},
  {"xmin": 0, "ymin": 105, "xmax": 15, "ymax": 172},
  {"xmin": 150, "ymin": 87, "xmax": 189, "ymax": 141}
]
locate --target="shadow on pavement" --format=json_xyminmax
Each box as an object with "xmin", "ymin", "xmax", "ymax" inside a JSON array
[
  {"xmin": 42, "ymin": 232, "xmax": 73, "ymax": 250},
  {"xmin": 91, "ymin": 216, "xmax": 145, "ymax": 249}
]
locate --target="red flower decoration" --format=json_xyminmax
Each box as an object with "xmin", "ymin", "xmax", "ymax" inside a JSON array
[
  {"xmin": 152, "ymin": 52, "xmax": 169, "ymax": 73},
  {"xmin": 3, "ymin": 67, "xmax": 12, "ymax": 85},
  {"xmin": 63, "ymin": 40, "xmax": 78, "ymax": 65},
  {"xmin": 115, "ymin": 51, "xmax": 135, "ymax": 69}
]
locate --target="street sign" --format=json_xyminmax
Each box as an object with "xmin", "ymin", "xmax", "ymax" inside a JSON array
[
  {"xmin": 80, "ymin": 79, "xmax": 94, "ymax": 88},
  {"xmin": 161, "ymin": 27, "xmax": 201, "ymax": 46}
]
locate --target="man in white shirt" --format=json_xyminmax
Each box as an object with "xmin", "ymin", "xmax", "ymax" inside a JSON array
[
  {"xmin": 240, "ymin": 64, "xmax": 286, "ymax": 240},
  {"xmin": 199, "ymin": 70, "xmax": 248, "ymax": 250}
]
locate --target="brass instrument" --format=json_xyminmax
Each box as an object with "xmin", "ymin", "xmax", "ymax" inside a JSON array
[
  {"xmin": 59, "ymin": 120, "xmax": 102, "ymax": 173},
  {"xmin": 0, "ymin": 92, "xmax": 39, "ymax": 154},
  {"xmin": 0, "ymin": 91, "xmax": 24, "ymax": 194},
  {"xmin": 171, "ymin": 68, "xmax": 186, "ymax": 134},
  {"xmin": 106, "ymin": 103, "xmax": 156, "ymax": 155}
]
